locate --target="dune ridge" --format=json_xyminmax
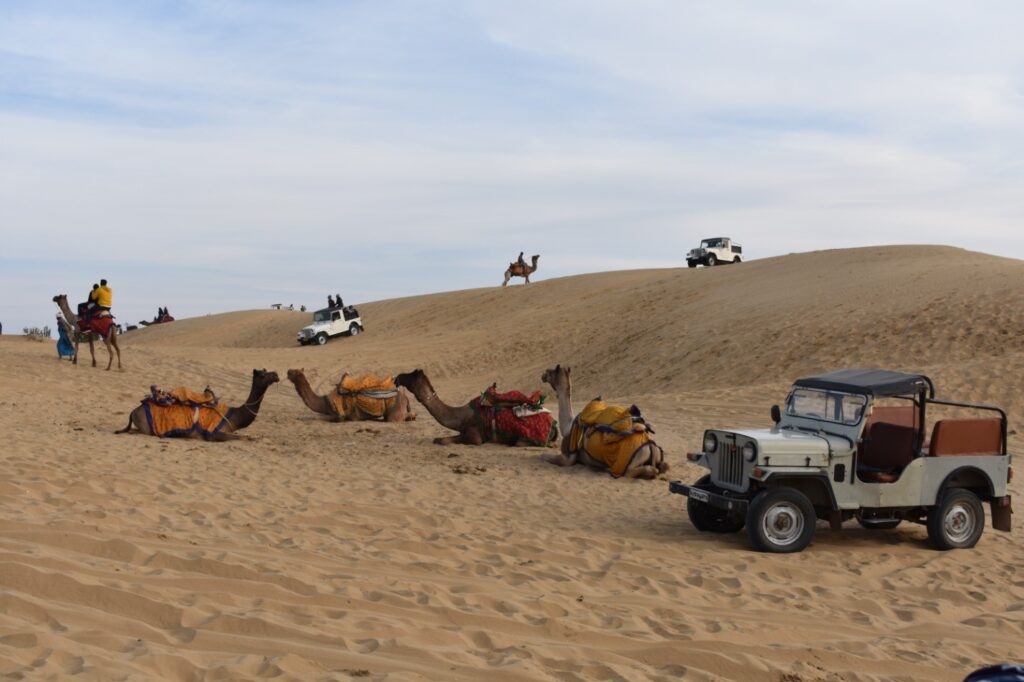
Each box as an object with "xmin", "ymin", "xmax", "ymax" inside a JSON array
[{"xmin": 1, "ymin": 245, "xmax": 1022, "ymax": 681}]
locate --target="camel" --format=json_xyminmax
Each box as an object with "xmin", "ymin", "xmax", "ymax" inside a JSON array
[
  {"xmin": 52, "ymin": 294, "xmax": 122, "ymax": 370},
  {"xmin": 540, "ymin": 364, "xmax": 668, "ymax": 479},
  {"xmin": 115, "ymin": 369, "xmax": 279, "ymax": 439},
  {"xmin": 286, "ymin": 368, "xmax": 416, "ymax": 422},
  {"xmin": 395, "ymin": 369, "xmax": 553, "ymax": 446},
  {"xmin": 502, "ymin": 254, "xmax": 540, "ymax": 286}
]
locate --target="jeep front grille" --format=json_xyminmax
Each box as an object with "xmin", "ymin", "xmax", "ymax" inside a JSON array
[{"xmin": 716, "ymin": 441, "xmax": 744, "ymax": 487}]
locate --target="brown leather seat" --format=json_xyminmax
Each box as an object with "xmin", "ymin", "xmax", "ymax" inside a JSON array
[
  {"xmin": 858, "ymin": 421, "xmax": 917, "ymax": 483},
  {"xmin": 866, "ymin": 405, "xmax": 918, "ymax": 429},
  {"xmin": 928, "ymin": 418, "xmax": 1002, "ymax": 456}
]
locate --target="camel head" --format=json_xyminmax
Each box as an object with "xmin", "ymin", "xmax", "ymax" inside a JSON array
[
  {"xmin": 530, "ymin": 254, "xmax": 540, "ymax": 266},
  {"xmin": 541, "ymin": 364, "xmax": 570, "ymax": 392},
  {"xmin": 52, "ymin": 294, "xmax": 67, "ymax": 305},
  {"xmin": 394, "ymin": 369, "xmax": 433, "ymax": 396},
  {"xmin": 252, "ymin": 368, "xmax": 280, "ymax": 388},
  {"xmin": 286, "ymin": 368, "xmax": 306, "ymax": 384}
]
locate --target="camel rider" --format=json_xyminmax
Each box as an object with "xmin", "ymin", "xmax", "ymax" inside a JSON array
[
  {"xmin": 94, "ymin": 279, "xmax": 113, "ymax": 315},
  {"xmin": 517, "ymin": 251, "xmax": 525, "ymax": 267}
]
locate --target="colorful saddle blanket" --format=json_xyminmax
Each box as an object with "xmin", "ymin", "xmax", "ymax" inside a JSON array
[
  {"xmin": 569, "ymin": 398, "xmax": 657, "ymax": 477},
  {"xmin": 141, "ymin": 386, "xmax": 230, "ymax": 439},
  {"xmin": 326, "ymin": 374, "xmax": 399, "ymax": 419},
  {"xmin": 470, "ymin": 386, "xmax": 558, "ymax": 447}
]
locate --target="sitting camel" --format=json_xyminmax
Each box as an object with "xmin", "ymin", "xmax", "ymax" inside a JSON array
[
  {"xmin": 502, "ymin": 254, "xmax": 540, "ymax": 286},
  {"xmin": 541, "ymin": 364, "xmax": 668, "ymax": 479},
  {"xmin": 286, "ymin": 368, "xmax": 415, "ymax": 422},
  {"xmin": 52, "ymin": 294, "xmax": 122, "ymax": 370},
  {"xmin": 395, "ymin": 369, "xmax": 557, "ymax": 446},
  {"xmin": 115, "ymin": 369, "xmax": 279, "ymax": 440}
]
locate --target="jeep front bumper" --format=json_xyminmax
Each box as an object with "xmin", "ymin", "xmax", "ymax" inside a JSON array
[{"xmin": 669, "ymin": 481, "xmax": 749, "ymax": 514}]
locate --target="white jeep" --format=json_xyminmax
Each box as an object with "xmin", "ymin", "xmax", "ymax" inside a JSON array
[
  {"xmin": 671, "ymin": 369, "xmax": 1013, "ymax": 553},
  {"xmin": 687, "ymin": 237, "xmax": 742, "ymax": 267},
  {"xmin": 297, "ymin": 305, "xmax": 364, "ymax": 346}
]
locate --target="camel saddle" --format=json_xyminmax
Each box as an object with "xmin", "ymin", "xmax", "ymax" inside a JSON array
[
  {"xmin": 327, "ymin": 374, "xmax": 400, "ymax": 419},
  {"xmin": 507, "ymin": 261, "xmax": 528, "ymax": 276},
  {"xmin": 470, "ymin": 386, "xmax": 558, "ymax": 446},
  {"xmin": 569, "ymin": 399, "xmax": 657, "ymax": 477},
  {"xmin": 140, "ymin": 386, "xmax": 230, "ymax": 439}
]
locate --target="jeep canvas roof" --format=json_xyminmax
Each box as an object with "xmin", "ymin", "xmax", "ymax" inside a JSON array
[{"xmin": 793, "ymin": 369, "xmax": 935, "ymax": 397}]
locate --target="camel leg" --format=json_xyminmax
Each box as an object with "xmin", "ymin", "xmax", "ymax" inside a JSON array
[
  {"xmin": 433, "ymin": 434, "xmax": 464, "ymax": 446},
  {"xmin": 524, "ymin": 273, "xmax": 530, "ymax": 284},
  {"xmin": 72, "ymin": 336, "xmax": 79, "ymax": 365},
  {"xmin": 623, "ymin": 465, "xmax": 659, "ymax": 480},
  {"xmin": 542, "ymin": 451, "xmax": 578, "ymax": 467},
  {"xmin": 108, "ymin": 331, "xmax": 122, "ymax": 370},
  {"xmin": 89, "ymin": 336, "xmax": 97, "ymax": 367},
  {"xmin": 502, "ymin": 270, "xmax": 511, "ymax": 287}
]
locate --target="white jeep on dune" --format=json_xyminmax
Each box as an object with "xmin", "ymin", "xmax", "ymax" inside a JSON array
[
  {"xmin": 671, "ymin": 369, "xmax": 1013, "ymax": 553},
  {"xmin": 297, "ymin": 305, "xmax": 364, "ymax": 346},
  {"xmin": 687, "ymin": 237, "xmax": 742, "ymax": 267}
]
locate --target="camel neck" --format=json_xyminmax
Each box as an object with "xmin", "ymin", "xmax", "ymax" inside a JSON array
[
  {"xmin": 229, "ymin": 381, "xmax": 270, "ymax": 430},
  {"xmin": 416, "ymin": 387, "xmax": 469, "ymax": 431}
]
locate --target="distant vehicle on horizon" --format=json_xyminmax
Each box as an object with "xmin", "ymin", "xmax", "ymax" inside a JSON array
[
  {"xmin": 297, "ymin": 305, "xmax": 363, "ymax": 346},
  {"xmin": 687, "ymin": 237, "xmax": 742, "ymax": 267}
]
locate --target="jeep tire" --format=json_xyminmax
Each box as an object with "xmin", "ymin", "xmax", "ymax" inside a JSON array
[
  {"xmin": 746, "ymin": 487, "xmax": 816, "ymax": 553},
  {"xmin": 688, "ymin": 475, "xmax": 745, "ymax": 533},
  {"xmin": 315, "ymin": 332, "xmax": 328, "ymax": 346},
  {"xmin": 706, "ymin": 254, "xmax": 718, "ymax": 267},
  {"xmin": 687, "ymin": 260, "xmax": 697, "ymax": 268},
  {"xmin": 349, "ymin": 323, "xmax": 360, "ymax": 336},
  {"xmin": 927, "ymin": 488, "xmax": 984, "ymax": 550}
]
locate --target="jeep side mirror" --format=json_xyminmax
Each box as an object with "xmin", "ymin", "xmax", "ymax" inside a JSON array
[{"xmin": 771, "ymin": 405, "xmax": 781, "ymax": 424}]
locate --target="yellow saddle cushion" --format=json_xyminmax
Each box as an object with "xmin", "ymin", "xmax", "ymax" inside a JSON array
[
  {"xmin": 327, "ymin": 374, "xmax": 399, "ymax": 419},
  {"xmin": 569, "ymin": 399, "xmax": 654, "ymax": 477}
]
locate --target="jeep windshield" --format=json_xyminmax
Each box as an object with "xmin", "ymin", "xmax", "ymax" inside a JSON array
[
  {"xmin": 312, "ymin": 310, "xmax": 331, "ymax": 322},
  {"xmin": 701, "ymin": 239, "xmax": 724, "ymax": 248},
  {"xmin": 785, "ymin": 388, "xmax": 866, "ymax": 426}
]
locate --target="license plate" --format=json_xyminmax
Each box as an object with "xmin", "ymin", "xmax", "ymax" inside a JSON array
[{"xmin": 688, "ymin": 488, "xmax": 710, "ymax": 503}]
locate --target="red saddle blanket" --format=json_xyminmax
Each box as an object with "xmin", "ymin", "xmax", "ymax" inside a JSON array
[{"xmin": 470, "ymin": 386, "xmax": 558, "ymax": 446}]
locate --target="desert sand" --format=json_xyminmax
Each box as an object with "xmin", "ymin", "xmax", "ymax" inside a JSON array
[{"xmin": 1, "ymin": 245, "xmax": 1022, "ymax": 681}]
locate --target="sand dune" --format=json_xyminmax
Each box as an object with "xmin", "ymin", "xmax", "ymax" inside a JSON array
[{"xmin": 1, "ymin": 245, "xmax": 1022, "ymax": 680}]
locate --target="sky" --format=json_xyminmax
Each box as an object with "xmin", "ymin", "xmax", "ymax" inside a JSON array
[{"xmin": 2, "ymin": 1, "xmax": 1024, "ymax": 333}]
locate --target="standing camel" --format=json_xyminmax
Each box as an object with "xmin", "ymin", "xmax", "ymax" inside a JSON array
[
  {"xmin": 395, "ymin": 369, "xmax": 555, "ymax": 446},
  {"xmin": 115, "ymin": 369, "xmax": 279, "ymax": 439},
  {"xmin": 52, "ymin": 294, "xmax": 122, "ymax": 370},
  {"xmin": 541, "ymin": 364, "xmax": 668, "ymax": 479},
  {"xmin": 286, "ymin": 369, "xmax": 415, "ymax": 422},
  {"xmin": 502, "ymin": 254, "xmax": 540, "ymax": 286}
]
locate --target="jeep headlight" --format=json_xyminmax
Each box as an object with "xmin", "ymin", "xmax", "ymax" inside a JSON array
[
  {"xmin": 703, "ymin": 432, "xmax": 718, "ymax": 453},
  {"xmin": 742, "ymin": 441, "xmax": 757, "ymax": 462}
]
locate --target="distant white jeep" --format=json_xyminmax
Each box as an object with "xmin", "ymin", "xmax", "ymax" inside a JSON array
[
  {"xmin": 671, "ymin": 369, "xmax": 1013, "ymax": 553},
  {"xmin": 297, "ymin": 305, "xmax": 364, "ymax": 346},
  {"xmin": 687, "ymin": 237, "xmax": 742, "ymax": 267}
]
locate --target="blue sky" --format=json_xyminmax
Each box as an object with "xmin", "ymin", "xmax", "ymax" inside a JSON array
[{"xmin": 2, "ymin": 1, "xmax": 1024, "ymax": 333}]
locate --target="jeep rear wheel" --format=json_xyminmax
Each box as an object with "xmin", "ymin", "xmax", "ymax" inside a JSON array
[
  {"xmin": 688, "ymin": 475, "xmax": 745, "ymax": 533},
  {"xmin": 747, "ymin": 488, "xmax": 816, "ymax": 553},
  {"xmin": 349, "ymin": 323, "xmax": 360, "ymax": 336},
  {"xmin": 315, "ymin": 332, "xmax": 328, "ymax": 346},
  {"xmin": 927, "ymin": 488, "xmax": 984, "ymax": 550}
]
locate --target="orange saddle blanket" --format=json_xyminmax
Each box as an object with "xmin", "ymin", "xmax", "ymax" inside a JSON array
[{"xmin": 141, "ymin": 386, "xmax": 230, "ymax": 439}]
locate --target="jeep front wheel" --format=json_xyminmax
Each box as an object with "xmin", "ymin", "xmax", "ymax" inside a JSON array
[
  {"xmin": 927, "ymin": 488, "xmax": 984, "ymax": 550},
  {"xmin": 747, "ymin": 488, "xmax": 816, "ymax": 553},
  {"xmin": 688, "ymin": 475, "xmax": 745, "ymax": 533},
  {"xmin": 706, "ymin": 254, "xmax": 718, "ymax": 267},
  {"xmin": 315, "ymin": 332, "xmax": 328, "ymax": 346}
]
